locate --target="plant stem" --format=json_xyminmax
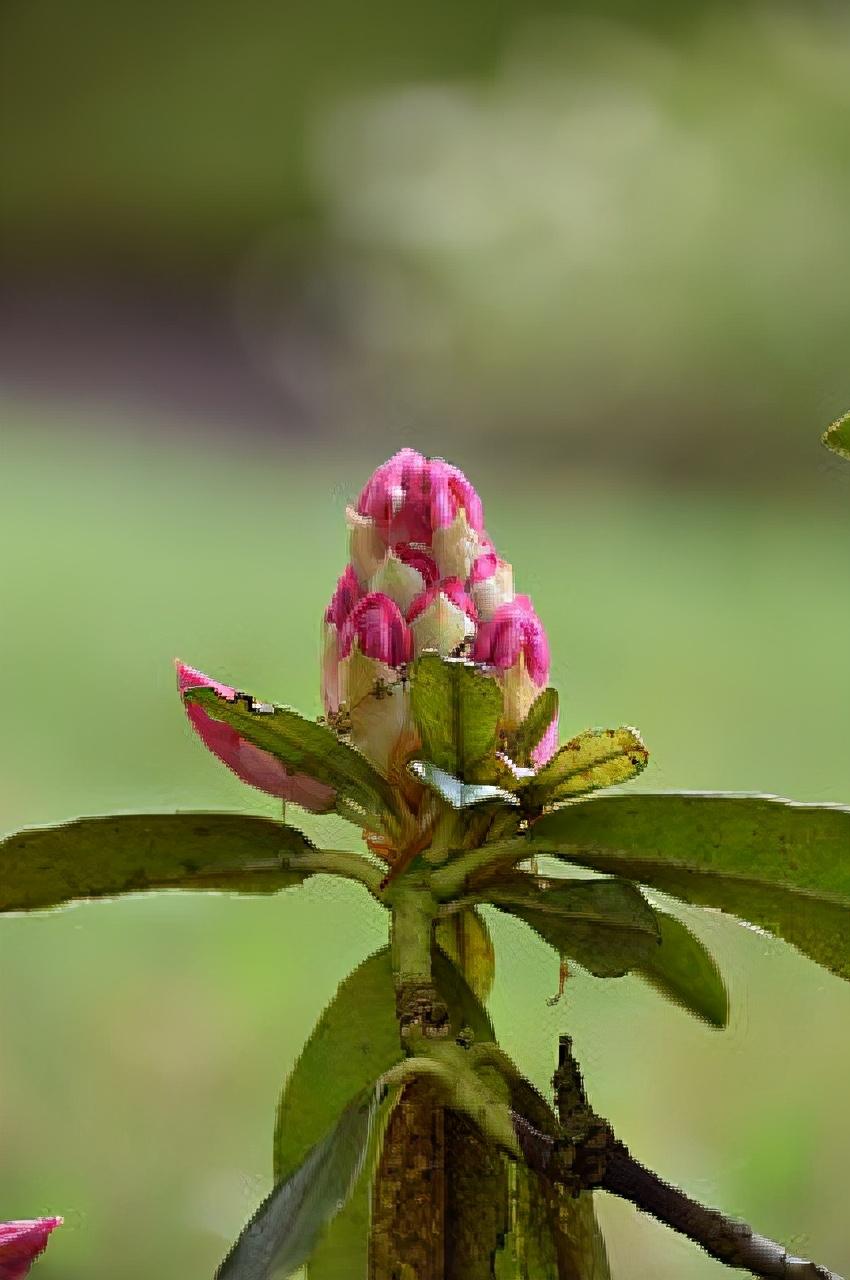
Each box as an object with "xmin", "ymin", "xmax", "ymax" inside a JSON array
[
  {"xmin": 600, "ymin": 1145, "xmax": 841, "ymax": 1279},
  {"xmin": 390, "ymin": 887, "xmax": 436, "ymax": 986},
  {"xmin": 430, "ymin": 837, "xmax": 530, "ymax": 900},
  {"xmin": 553, "ymin": 1036, "xmax": 844, "ymax": 1280}
]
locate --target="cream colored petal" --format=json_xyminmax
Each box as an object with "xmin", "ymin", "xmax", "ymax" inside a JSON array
[
  {"xmin": 411, "ymin": 593, "xmax": 474, "ymax": 656},
  {"xmin": 321, "ymin": 623, "xmax": 341, "ymax": 715},
  {"xmin": 500, "ymin": 654, "xmax": 539, "ymax": 731},
  {"xmin": 350, "ymin": 682, "xmax": 413, "ymax": 774},
  {"xmin": 369, "ymin": 552, "xmax": 425, "ymax": 613},
  {"xmin": 432, "ymin": 508, "xmax": 479, "ymax": 580},
  {"xmin": 338, "ymin": 645, "xmax": 396, "ymax": 709},
  {"xmin": 471, "ymin": 560, "xmax": 514, "ymax": 621},
  {"xmin": 346, "ymin": 505, "xmax": 385, "ymax": 584}
]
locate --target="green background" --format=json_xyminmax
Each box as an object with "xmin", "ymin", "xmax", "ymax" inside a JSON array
[
  {"xmin": 1, "ymin": 417, "xmax": 848, "ymax": 1277},
  {"xmin": 1, "ymin": 0, "xmax": 850, "ymax": 1273}
]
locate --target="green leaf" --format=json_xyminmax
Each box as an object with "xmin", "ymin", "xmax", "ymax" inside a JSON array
[
  {"xmin": 183, "ymin": 688, "xmax": 400, "ymax": 829},
  {"xmin": 489, "ymin": 874, "xmax": 660, "ymax": 978},
  {"xmin": 635, "ymin": 911, "xmax": 729, "ymax": 1028},
  {"xmin": 497, "ymin": 1164, "xmax": 610, "ymax": 1280},
  {"xmin": 530, "ymin": 793, "xmax": 850, "ymax": 980},
  {"xmin": 409, "ymin": 760, "xmax": 520, "ymax": 811},
  {"xmin": 0, "ymin": 813, "xmax": 312, "ymax": 912},
  {"xmin": 506, "ymin": 687, "xmax": 559, "ymax": 767},
  {"xmin": 409, "ymin": 653, "xmax": 504, "ymax": 782},
  {"xmin": 273, "ymin": 946, "xmax": 494, "ymax": 1277},
  {"xmin": 823, "ymin": 409, "xmax": 850, "ymax": 461},
  {"xmin": 523, "ymin": 727, "xmax": 648, "ymax": 807},
  {"xmin": 216, "ymin": 1083, "xmax": 388, "ymax": 1280}
]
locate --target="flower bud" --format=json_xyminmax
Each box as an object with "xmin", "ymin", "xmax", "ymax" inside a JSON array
[
  {"xmin": 331, "ymin": 594, "xmax": 415, "ymax": 773},
  {"xmin": 324, "ymin": 564, "xmax": 361, "ymax": 630},
  {"xmin": 0, "ymin": 1218, "xmax": 62, "ymax": 1279},
  {"xmin": 357, "ymin": 449, "xmax": 484, "ymax": 548},
  {"xmin": 469, "ymin": 539, "xmax": 514, "ymax": 621},
  {"xmin": 338, "ymin": 593, "xmax": 413, "ymax": 667},
  {"xmin": 472, "ymin": 595, "xmax": 550, "ymax": 729},
  {"xmin": 176, "ymin": 661, "xmax": 336, "ymax": 812},
  {"xmin": 408, "ymin": 578, "xmax": 478, "ymax": 656}
]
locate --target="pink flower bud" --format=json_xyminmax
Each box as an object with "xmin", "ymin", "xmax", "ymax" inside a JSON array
[
  {"xmin": 0, "ymin": 1219, "xmax": 62, "ymax": 1279},
  {"xmin": 324, "ymin": 564, "xmax": 361, "ymax": 630},
  {"xmin": 357, "ymin": 449, "xmax": 484, "ymax": 547},
  {"xmin": 472, "ymin": 595, "xmax": 550, "ymax": 730},
  {"xmin": 469, "ymin": 539, "xmax": 499, "ymax": 583},
  {"xmin": 472, "ymin": 595, "xmax": 549, "ymax": 685},
  {"xmin": 338, "ymin": 593, "xmax": 413, "ymax": 667},
  {"xmin": 428, "ymin": 458, "xmax": 484, "ymax": 533},
  {"xmin": 468, "ymin": 537, "xmax": 514, "ymax": 621},
  {"xmin": 176, "ymin": 661, "xmax": 336, "ymax": 813}
]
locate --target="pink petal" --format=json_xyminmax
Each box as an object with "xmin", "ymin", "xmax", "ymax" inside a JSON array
[
  {"xmin": 394, "ymin": 543, "xmax": 439, "ymax": 586},
  {"xmin": 356, "ymin": 450, "xmax": 484, "ymax": 545},
  {"xmin": 469, "ymin": 536, "xmax": 499, "ymax": 584},
  {"xmin": 175, "ymin": 661, "xmax": 336, "ymax": 813},
  {"xmin": 338, "ymin": 594, "xmax": 413, "ymax": 667},
  {"xmin": 407, "ymin": 577, "xmax": 478, "ymax": 624},
  {"xmin": 324, "ymin": 564, "xmax": 361, "ymax": 629},
  {"xmin": 0, "ymin": 1218, "xmax": 62, "ymax": 1279},
  {"xmin": 530, "ymin": 713, "xmax": 559, "ymax": 768},
  {"xmin": 472, "ymin": 595, "xmax": 550, "ymax": 685}
]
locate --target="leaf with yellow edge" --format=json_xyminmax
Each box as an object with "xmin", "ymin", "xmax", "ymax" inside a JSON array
[
  {"xmin": 523, "ymin": 727, "xmax": 648, "ymax": 807},
  {"xmin": 823, "ymin": 409, "xmax": 850, "ymax": 461}
]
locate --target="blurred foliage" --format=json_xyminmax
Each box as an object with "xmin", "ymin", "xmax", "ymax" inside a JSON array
[
  {"xmin": 0, "ymin": 0, "xmax": 756, "ymax": 269},
  {"xmin": 2, "ymin": 2, "xmax": 848, "ymax": 475}
]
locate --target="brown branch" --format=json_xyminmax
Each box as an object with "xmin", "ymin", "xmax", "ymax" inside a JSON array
[
  {"xmin": 601, "ymin": 1142, "xmax": 839, "ymax": 1279},
  {"xmin": 549, "ymin": 1036, "xmax": 844, "ymax": 1280}
]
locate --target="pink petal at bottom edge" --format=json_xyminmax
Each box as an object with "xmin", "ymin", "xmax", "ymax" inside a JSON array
[{"xmin": 0, "ymin": 1218, "xmax": 62, "ymax": 1279}]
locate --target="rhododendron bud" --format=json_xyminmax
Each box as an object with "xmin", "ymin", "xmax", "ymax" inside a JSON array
[
  {"xmin": 331, "ymin": 594, "xmax": 415, "ymax": 771},
  {"xmin": 327, "ymin": 451, "xmax": 558, "ymax": 779},
  {"xmin": 338, "ymin": 594, "xmax": 413, "ymax": 667},
  {"xmin": 0, "ymin": 1218, "xmax": 62, "ymax": 1279},
  {"xmin": 357, "ymin": 449, "xmax": 484, "ymax": 549},
  {"xmin": 408, "ymin": 579, "xmax": 478, "ymax": 657},
  {"xmin": 428, "ymin": 457, "xmax": 484, "ymax": 535},
  {"xmin": 322, "ymin": 565, "xmax": 362, "ymax": 715},
  {"xmin": 469, "ymin": 539, "xmax": 514, "ymax": 621},
  {"xmin": 472, "ymin": 595, "xmax": 550, "ymax": 729},
  {"xmin": 324, "ymin": 564, "xmax": 361, "ymax": 630},
  {"xmin": 176, "ymin": 662, "xmax": 336, "ymax": 812}
]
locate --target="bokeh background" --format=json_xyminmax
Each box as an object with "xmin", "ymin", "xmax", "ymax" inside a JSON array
[{"xmin": 1, "ymin": 1, "xmax": 849, "ymax": 1276}]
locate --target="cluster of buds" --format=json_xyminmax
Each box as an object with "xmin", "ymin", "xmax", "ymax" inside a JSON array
[
  {"xmin": 176, "ymin": 449, "xmax": 557, "ymax": 827},
  {"xmin": 322, "ymin": 449, "xmax": 556, "ymax": 776}
]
